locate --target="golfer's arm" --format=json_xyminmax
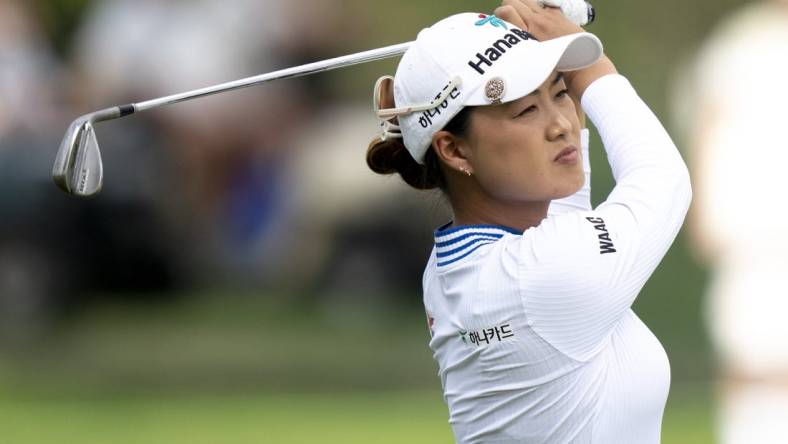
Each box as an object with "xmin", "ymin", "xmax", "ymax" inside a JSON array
[
  {"xmin": 585, "ymin": 73, "xmax": 691, "ymax": 252},
  {"xmin": 524, "ymin": 75, "xmax": 692, "ymax": 360},
  {"xmin": 565, "ymin": 55, "xmax": 617, "ymax": 98}
]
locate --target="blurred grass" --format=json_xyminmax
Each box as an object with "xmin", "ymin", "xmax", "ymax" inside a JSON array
[
  {"xmin": 0, "ymin": 295, "xmax": 436, "ymax": 395},
  {"xmin": 0, "ymin": 295, "xmax": 715, "ymax": 444},
  {"xmin": 0, "ymin": 391, "xmax": 452, "ymax": 444},
  {"xmin": 0, "ymin": 291, "xmax": 710, "ymax": 394},
  {"xmin": 0, "ymin": 387, "xmax": 713, "ymax": 444},
  {"xmin": 0, "ymin": 388, "xmax": 714, "ymax": 444}
]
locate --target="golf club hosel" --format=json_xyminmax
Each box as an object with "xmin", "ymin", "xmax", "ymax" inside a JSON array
[{"xmin": 88, "ymin": 105, "xmax": 135, "ymax": 123}]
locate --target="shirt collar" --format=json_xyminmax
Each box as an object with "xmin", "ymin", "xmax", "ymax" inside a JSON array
[{"xmin": 433, "ymin": 222, "xmax": 522, "ymax": 267}]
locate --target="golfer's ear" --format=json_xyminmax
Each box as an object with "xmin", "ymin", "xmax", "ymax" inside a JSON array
[{"xmin": 432, "ymin": 131, "xmax": 472, "ymax": 175}]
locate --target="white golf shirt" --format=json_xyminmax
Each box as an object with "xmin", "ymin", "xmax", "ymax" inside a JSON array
[{"xmin": 423, "ymin": 75, "xmax": 691, "ymax": 444}]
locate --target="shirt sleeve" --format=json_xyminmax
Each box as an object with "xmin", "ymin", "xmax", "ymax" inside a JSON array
[
  {"xmin": 514, "ymin": 74, "xmax": 692, "ymax": 362},
  {"xmin": 548, "ymin": 128, "xmax": 592, "ymax": 215}
]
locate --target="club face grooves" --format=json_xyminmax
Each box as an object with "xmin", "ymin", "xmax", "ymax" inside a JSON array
[
  {"xmin": 52, "ymin": 117, "xmax": 89, "ymax": 195},
  {"xmin": 53, "ymin": 120, "xmax": 102, "ymax": 198},
  {"xmin": 74, "ymin": 122, "xmax": 103, "ymax": 196}
]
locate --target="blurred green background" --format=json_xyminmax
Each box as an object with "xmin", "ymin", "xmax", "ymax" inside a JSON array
[{"xmin": 0, "ymin": 0, "xmax": 755, "ymax": 442}]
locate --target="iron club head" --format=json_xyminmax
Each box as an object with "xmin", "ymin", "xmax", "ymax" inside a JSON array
[
  {"xmin": 52, "ymin": 106, "xmax": 134, "ymax": 198},
  {"xmin": 52, "ymin": 117, "xmax": 103, "ymax": 197}
]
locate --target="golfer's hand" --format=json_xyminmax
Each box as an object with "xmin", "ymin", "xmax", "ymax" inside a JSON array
[
  {"xmin": 495, "ymin": 1, "xmax": 589, "ymax": 122},
  {"xmin": 496, "ymin": 0, "xmax": 616, "ymax": 98},
  {"xmin": 494, "ymin": 0, "xmax": 584, "ymax": 41}
]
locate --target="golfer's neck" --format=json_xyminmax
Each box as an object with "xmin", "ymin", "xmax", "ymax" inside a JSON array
[{"xmin": 450, "ymin": 193, "xmax": 549, "ymax": 233}]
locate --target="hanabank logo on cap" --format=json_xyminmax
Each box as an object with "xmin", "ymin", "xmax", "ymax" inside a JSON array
[
  {"xmin": 467, "ymin": 24, "xmax": 536, "ymax": 75},
  {"xmin": 475, "ymin": 14, "xmax": 508, "ymax": 30}
]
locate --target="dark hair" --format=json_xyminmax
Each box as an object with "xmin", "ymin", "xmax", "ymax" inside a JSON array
[{"xmin": 366, "ymin": 107, "xmax": 474, "ymax": 191}]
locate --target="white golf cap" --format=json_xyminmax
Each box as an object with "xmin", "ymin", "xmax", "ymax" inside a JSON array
[{"xmin": 387, "ymin": 13, "xmax": 603, "ymax": 164}]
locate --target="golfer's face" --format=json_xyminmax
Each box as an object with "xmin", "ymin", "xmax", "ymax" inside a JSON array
[{"xmin": 465, "ymin": 71, "xmax": 584, "ymax": 202}]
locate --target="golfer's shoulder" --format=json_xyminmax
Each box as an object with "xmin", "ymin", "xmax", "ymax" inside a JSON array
[{"xmin": 518, "ymin": 211, "xmax": 605, "ymax": 258}]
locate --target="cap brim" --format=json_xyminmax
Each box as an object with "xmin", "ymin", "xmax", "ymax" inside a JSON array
[
  {"xmin": 466, "ymin": 32, "xmax": 603, "ymax": 106},
  {"xmin": 552, "ymin": 32, "xmax": 604, "ymax": 71}
]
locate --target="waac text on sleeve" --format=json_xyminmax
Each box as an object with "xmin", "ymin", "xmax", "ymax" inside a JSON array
[{"xmin": 585, "ymin": 217, "xmax": 617, "ymax": 255}]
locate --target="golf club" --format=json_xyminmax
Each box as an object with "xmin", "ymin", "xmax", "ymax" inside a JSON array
[
  {"xmin": 53, "ymin": 2, "xmax": 595, "ymax": 198},
  {"xmin": 52, "ymin": 41, "xmax": 413, "ymax": 198}
]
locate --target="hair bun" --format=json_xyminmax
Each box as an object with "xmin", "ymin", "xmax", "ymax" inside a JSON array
[{"xmin": 366, "ymin": 138, "xmax": 441, "ymax": 190}]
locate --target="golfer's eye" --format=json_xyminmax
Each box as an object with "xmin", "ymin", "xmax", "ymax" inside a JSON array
[
  {"xmin": 556, "ymin": 89, "xmax": 570, "ymax": 99},
  {"xmin": 516, "ymin": 105, "xmax": 537, "ymax": 118}
]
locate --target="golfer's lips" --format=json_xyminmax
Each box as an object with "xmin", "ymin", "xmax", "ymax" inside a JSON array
[{"xmin": 554, "ymin": 145, "xmax": 579, "ymax": 164}]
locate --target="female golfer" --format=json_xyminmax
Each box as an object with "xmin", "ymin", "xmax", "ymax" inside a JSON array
[{"xmin": 367, "ymin": 2, "xmax": 691, "ymax": 443}]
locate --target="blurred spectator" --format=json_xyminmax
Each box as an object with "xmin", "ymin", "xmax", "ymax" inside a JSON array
[
  {"xmin": 676, "ymin": 1, "xmax": 788, "ymax": 442},
  {"xmin": 0, "ymin": 0, "xmax": 71, "ymax": 342},
  {"xmin": 0, "ymin": 0, "xmax": 61, "ymax": 136},
  {"xmin": 70, "ymin": 0, "xmax": 318, "ymax": 287},
  {"xmin": 285, "ymin": 105, "xmax": 446, "ymax": 301},
  {"xmin": 0, "ymin": 0, "xmax": 443, "ymax": 342},
  {"xmin": 0, "ymin": 0, "xmax": 185, "ymax": 344},
  {"xmin": 68, "ymin": 0, "xmax": 428, "ymax": 297}
]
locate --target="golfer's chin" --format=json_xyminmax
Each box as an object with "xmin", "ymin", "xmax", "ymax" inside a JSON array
[{"xmin": 546, "ymin": 168, "xmax": 586, "ymax": 201}]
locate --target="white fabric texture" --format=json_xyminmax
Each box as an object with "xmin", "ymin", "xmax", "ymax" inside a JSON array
[{"xmin": 423, "ymin": 74, "xmax": 691, "ymax": 443}]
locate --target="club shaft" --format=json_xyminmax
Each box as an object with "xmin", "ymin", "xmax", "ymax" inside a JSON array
[{"xmin": 133, "ymin": 41, "xmax": 413, "ymax": 113}]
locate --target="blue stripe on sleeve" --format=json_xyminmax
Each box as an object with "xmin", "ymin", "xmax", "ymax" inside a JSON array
[
  {"xmin": 435, "ymin": 232, "xmax": 503, "ymax": 248},
  {"xmin": 437, "ymin": 236, "xmax": 502, "ymax": 258},
  {"xmin": 437, "ymin": 241, "xmax": 496, "ymax": 267}
]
